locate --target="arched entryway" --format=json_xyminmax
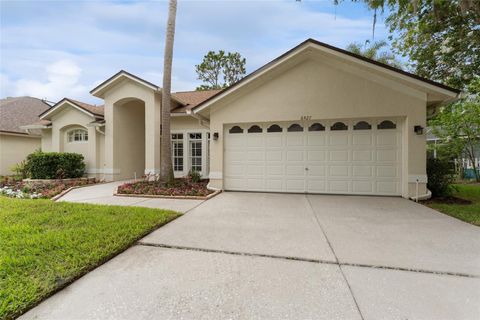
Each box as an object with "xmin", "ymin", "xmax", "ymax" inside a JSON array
[{"xmin": 113, "ymin": 98, "xmax": 146, "ymax": 180}]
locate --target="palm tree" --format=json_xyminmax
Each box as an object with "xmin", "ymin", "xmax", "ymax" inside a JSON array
[
  {"xmin": 346, "ymin": 40, "xmax": 403, "ymax": 69},
  {"xmin": 160, "ymin": 0, "xmax": 177, "ymax": 182}
]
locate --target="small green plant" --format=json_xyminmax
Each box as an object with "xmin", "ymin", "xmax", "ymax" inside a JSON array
[
  {"xmin": 10, "ymin": 160, "xmax": 28, "ymax": 179},
  {"xmin": 427, "ymin": 158, "xmax": 457, "ymax": 198},
  {"xmin": 188, "ymin": 170, "xmax": 201, "ymax": 183}
]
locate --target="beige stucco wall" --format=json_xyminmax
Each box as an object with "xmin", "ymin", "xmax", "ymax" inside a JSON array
[
  {"xmin": 206, "ymin": 57, "xmax": 428, "ymax": 198},
  {"xmin": 171, "ymin": 116, "xmax": 206, "ymax": 131},
  {"xmin": 0, "ymin": 133, "xmax": 41, "ymax": 175},
  {"xmin": 38, "ymin": 106, "xmax": 104, "ymax": 179},
  {"xmin": 41, "ymin": 129, "xmax": 52, "ymax": 152},
  {"xmin": 103, "ymin": 80, "xmax": 158, "ymax": 181}
]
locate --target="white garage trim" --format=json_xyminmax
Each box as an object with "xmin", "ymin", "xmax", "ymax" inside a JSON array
[{"xmin": 223, "ymin": 118, "xmax": 403, "ymax": 196}]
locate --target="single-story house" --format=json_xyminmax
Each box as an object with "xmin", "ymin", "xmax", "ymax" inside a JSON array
[
  {"xmin": 24, "ymin": 39, "xmax": 461, "ymax": 198},
  {"xmin": 0, "ymin": 96, "xmax": 51, "ymax": 175}
]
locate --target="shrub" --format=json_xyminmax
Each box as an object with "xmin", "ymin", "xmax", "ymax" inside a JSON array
[
  {"xmin": 25, "ymin": 151, "xmax": 86, "ymax": 179},
  {"xmin": 427, "ymin": 158, "xmax": 456, "ymax": 198},
  {"xmin": 188, "ymin": 170, "xmax": 201, "ymax": 183},
  {"xmin": 10, "ymin": 160, "xmax": 28, "ymax": 179}
]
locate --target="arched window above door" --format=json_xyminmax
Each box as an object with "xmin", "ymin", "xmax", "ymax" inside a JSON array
[{"xmin": 67, "ymin": 128, "xmax": 88, "ymax": 142}]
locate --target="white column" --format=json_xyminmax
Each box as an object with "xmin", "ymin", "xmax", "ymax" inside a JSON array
[{"xmin": 144, "ymin": 93, "xmax": 161, "ymax": 176}]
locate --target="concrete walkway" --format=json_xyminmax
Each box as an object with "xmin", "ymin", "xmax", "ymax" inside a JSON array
[
  {"xmin": 58, "ymin": 180, "xmax": 203, "ymax": 213},
  {"xmin": 21, "ymin": 192, "xmax": 480, "ymax": 320}
]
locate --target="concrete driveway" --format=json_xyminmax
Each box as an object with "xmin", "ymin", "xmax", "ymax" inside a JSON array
[{"xmin": 21, "ymin": 192, "xmax": 480, "ymax": 320}]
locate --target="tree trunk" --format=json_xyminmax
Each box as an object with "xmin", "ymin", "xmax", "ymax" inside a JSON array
[{"xmin": 160, "ymin": 0, "xmax": 177, "ymax": 182}]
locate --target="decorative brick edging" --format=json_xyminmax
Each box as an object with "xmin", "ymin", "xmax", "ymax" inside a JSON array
[{"xmin": 113, "ymin": 189, "xmax": 221, "ymax": 200}]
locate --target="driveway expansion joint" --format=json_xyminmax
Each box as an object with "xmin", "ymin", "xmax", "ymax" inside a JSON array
[
  {"xmin": 137, "ymin": 242, "xmax": 480, "ymax": 279},
  {"xmin": 304, "ymin": 195, "xmax": 365, "ymax": 320}
]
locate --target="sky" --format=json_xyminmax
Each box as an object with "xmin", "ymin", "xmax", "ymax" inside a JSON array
[{"xmin": 0, "ymin": 0, "xmax": 391, "ymax": 104}]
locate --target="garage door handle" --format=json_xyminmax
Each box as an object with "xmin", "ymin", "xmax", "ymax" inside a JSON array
[{"xmin": 305, "ymin": 167, "xmax": 309, "ymax": 171}]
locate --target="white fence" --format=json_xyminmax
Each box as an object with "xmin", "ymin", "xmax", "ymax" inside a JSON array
[{"xmin": 454, "ymin": 158, "xmax": 480, "ymax": 170}]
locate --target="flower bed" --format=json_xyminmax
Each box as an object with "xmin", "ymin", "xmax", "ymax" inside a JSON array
[
  {"xmin": 117, "ymin": 179, "xmax": 214, "ymax": 197},
  {"xmin": 0, "ymin": 176, "xmax": 96, "ymax": 199}
]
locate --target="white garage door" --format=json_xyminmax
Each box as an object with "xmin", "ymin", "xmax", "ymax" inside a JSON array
[{"xmin": 224, "ymin": 119, "xmax": 402, "ymax": 195}]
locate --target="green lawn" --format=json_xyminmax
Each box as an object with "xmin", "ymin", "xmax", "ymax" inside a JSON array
[
  {"xmin": 0, "ymin": 197, "xmax": 180, "ymax": 320},
  {"xmin": 426, "ymin": 184, "xmax": 480, "ymax": 226}
]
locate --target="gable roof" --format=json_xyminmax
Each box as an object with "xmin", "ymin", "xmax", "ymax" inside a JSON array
[
  {"xmin": 90, "ymin": 70, "xmax": 185, "ymax": 105},
  {"xmin": 39, "ymin": 98, "xmax": 104, "ymax": 120},
  {"xmin": 90, "ymin": 70, "xmax": 159, "ymax": 98},
  {"xmin": 171, "ymin": 90, "xmax": 222, "ymax": 114},
  {"xmin": 192, "ymin": 38, "xmax": 461, "ymax": 114},
  {"xmin": 0, "ymin": 96, "xmax": 51, "ymax": 134}
]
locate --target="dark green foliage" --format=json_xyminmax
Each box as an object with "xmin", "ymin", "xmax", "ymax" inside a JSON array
[
  {"xmin": 361, "ymin": 0, "xmax": 479, "ymax": 90},
  {"xmin": 427, "ymin": 158, "xmax": 457, "ymax": 197},
  {"xmin": 25, "ymin": 151, "xmax": 85, "ymax": 179},
  {"xmin": 346, "ymin": 40, "xmax": 403, "ymax": 68},
  {"xmin": 188, "ymin": 170, "xmax": 201, "ymax": 183},
  {"xmin": 195, "ymin": 50, "xmax": 246, "ymax": 90}
]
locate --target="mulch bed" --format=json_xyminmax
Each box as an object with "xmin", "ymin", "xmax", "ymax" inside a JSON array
[
  {"xmin": 117, "ymin": 179, "xmax": 214, "ymax": 197},
  {"xmin": 421, "ymin": 197, "xmax": 472, "ymax": 205}
]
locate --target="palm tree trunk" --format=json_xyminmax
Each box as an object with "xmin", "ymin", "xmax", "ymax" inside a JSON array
[{"xmin": 160, "ymin": 0, "xmax": 177, "ymax": 182}]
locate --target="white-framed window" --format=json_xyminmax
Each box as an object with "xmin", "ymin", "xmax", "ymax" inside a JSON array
[
  {"xmin": 189, "ymin": 132, "xmax": 202, "ymax": 172},
  {"xmin": 171, "ymin": 133, "xmax": 184, "ymax": 172},
  {"xmin": 67, "ymin": 128, "xmax": 88, "ymax": 143}
]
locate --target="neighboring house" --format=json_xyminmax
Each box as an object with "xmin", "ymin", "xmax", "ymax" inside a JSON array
[
  {"xmin": 427, "ymin": 128, "xmax": 480, "ymax": 178},
  {"xmin": 0, "ymin": 96, "xmax": 51, "ymax": 175},
  {"xmin": 24, "ymin": 39, "xmax": 461, "ymax": 198}
]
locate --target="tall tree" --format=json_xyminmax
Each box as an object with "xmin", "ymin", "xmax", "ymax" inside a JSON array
[
  {"xmin": 361, "ymin": 0, "xmax": 479, "ymax": 89},
  {"xmin": 429, "ymin": 78, "xmax": 480, "ymax": 182},
  {"xmin": 195, "ymin": 50, "xmax": 246, "ymax": 90},
  {"xmin": 160, "ymin": 0, "xmax": 177, "ymax": 182},
  {"xmin": 346, "ymin": 40, "xmax": 403, "ymax": 68}
]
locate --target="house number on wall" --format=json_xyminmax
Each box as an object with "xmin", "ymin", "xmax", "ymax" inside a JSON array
[{"xmin": 300, "ymin": 115, "xmax": 312, "ymax": 121}]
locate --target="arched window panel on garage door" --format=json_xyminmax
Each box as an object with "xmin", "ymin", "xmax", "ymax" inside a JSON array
[
  {"xmin": 229, "ymin": 126, "xmax": 243, "ymax": 134},
  {"xmin": 377, "ymin": 120, "xmax": 397, "ymax": 129},
  {"xmin": 267, "ymin": 124, "xmax": 282, "ymax": 133},
  {"xmin": 247, "ymin": 125, "xmax": 263, "ymax": 133},
  {"xmin": 330, "ymin": 122, "xmax": 348, "ymax": 131},
  {"xmin": 287, "ymin": 124, "xmax": 303, "ymax": 132},
  {"xmin": 308, "ymin": 123, "xmax": 325, "ymax": 131},
  {"xmin": 353, "ymin": 121, "xmax": 372, "ymax": 130}
]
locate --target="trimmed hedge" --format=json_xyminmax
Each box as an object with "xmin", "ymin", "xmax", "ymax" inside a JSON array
[{"xmin": 26, "ymin": 151, "xmax": 86, "ymax": 179}]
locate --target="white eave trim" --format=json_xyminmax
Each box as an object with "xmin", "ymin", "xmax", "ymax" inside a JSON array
[
  {"xmin": 193, "ymin": 41, "xmax": 460, "ymax": 114},
  {"xmin": 20, "ymin": 124, "xmax": 51, "ymax": 130},
  {"xmin": 91, "ymin": 72, "xmax": 158, "ymax": 97},
  {"xmin": 40, "ymin": 99, "xmax": 99, "ymax": 120}
]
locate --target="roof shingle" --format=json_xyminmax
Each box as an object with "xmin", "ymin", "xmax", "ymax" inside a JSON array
[
  {"xmin": 172, "ymin": 90, "xmax": 222, "ymax": 113},
  {"xmin": 0, "ymin": 97, "xmax": 51, "ymax": 134}
]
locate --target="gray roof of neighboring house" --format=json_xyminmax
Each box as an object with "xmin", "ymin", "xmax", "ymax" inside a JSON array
[{"xmin": 0, "ymin": 96, "xmax": 51, "ymax": 134}]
